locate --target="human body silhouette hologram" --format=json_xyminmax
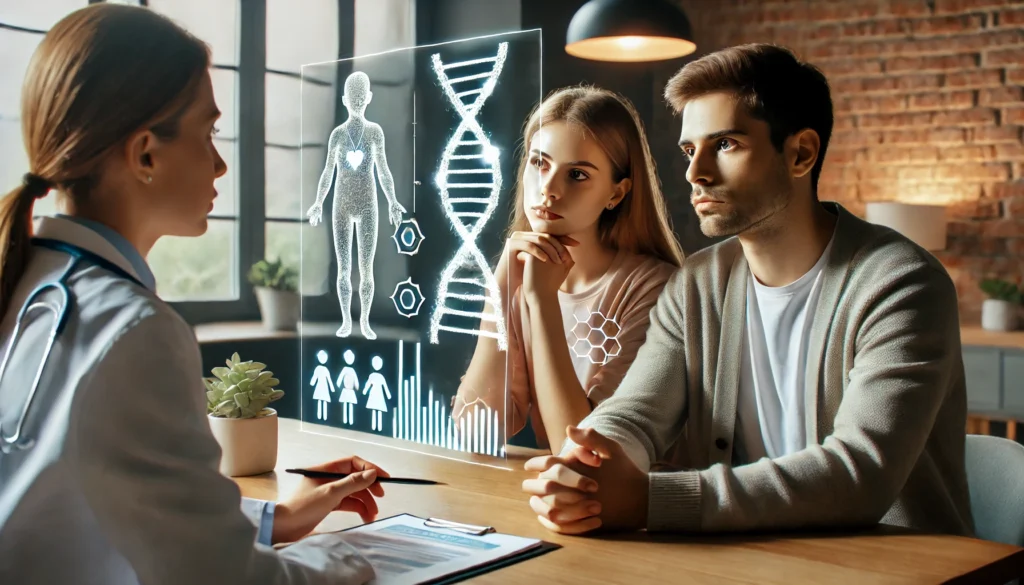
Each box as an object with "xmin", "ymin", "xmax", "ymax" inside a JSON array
[{"xmin": 308, "ymin": 72, "xmax": 406, "ymax": 340}]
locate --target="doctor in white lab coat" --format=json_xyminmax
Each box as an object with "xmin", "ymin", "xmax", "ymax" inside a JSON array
[{"xmin": 0, "ymin": 5, "xmax": 384, "ymax": 584}]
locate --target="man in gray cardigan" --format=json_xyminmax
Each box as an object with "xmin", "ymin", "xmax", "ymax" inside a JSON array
[{"xmin": 521, "ymin": 43, "xmax": 973, "ymax": 537}]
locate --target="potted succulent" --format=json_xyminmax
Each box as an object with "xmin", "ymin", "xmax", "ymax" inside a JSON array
[
  {"xmin": 249, "ymin": 257, "xmax": 300, "ymax": 331},
  {"xmin": 980, "ymin": 278, "xmax": 1021, "ymax": 332},
  {"xmin": 206, "ymin": 352, "xmax": 285, "ymax": 477}
]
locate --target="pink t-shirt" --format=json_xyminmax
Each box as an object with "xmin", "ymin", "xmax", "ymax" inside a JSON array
[{"xmin": 506, "ymin": 249, "xmax": 677, "ymax": 449}]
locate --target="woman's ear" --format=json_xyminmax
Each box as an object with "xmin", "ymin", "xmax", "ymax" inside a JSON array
[
  {"xmin": 608, "ymin": 177, "xmax": 632, "ymax": 208},
  {"xmin": 124, "ymin": 128, "xmax": 157, "ymax": 185}
]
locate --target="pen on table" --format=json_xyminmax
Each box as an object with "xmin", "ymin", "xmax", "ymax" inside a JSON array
[{"xmin": 284, "ymin": 468, "xmax": 441, "ymax": 485}]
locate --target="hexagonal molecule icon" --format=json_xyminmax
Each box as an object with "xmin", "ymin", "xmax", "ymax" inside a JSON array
[
  {"xmin": 569, "ymin": 310, "xmax": 620, "ymax": 365},
  {"xmin": 392, "ymin": 218, "xmax": 425, "ymax": 256},
  {"xmin": 390, "ymin": 278, "xmax": 425, "ymax": 318}
]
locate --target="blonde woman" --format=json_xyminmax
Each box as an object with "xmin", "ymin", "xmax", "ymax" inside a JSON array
[{"xmin": 454, "ymin": 87, "xmax": 684, "ymax": 452}]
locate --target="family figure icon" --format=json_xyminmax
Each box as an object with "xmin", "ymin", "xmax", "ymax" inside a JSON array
[{"xmin": 308, "ymin": 350, "xmax": 392, "ymax": 431}]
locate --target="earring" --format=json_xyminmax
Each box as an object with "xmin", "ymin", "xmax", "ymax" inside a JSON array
[
  {"xmin": 146, "ymin": 175, "xmax": 152, "ymax": 184},
  {"xmin": 607, "ymin": 203, "xmax": 614, "ymax": 210}
]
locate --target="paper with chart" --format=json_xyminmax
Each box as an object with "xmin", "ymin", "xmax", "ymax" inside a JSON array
[
  {"xmin": 333, "ymin": 514, "xmax": 543, "ymax": 585},
  {"xmin": 298, "ymin": 31, "xmax": 540, "ymax": 460}
]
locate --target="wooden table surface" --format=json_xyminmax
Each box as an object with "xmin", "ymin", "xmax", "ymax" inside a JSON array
[{"xmin": 234, "ymin": 419, "xmax": 1024, "ymax": 584}]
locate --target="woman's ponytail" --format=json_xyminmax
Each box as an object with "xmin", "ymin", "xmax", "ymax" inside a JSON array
[{"xmin": 0, "ymin": 174, "xmax": 52, "ymax": 317}]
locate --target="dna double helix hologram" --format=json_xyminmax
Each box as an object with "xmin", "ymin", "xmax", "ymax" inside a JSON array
[{"xmin": 429, "ymin": 42, "xmax": 509, "ymax": 351}]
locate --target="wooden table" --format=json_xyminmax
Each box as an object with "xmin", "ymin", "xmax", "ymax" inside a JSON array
[{"xmin": 235, "ymin": 419, "xmax": 1024, "ymax": 584}]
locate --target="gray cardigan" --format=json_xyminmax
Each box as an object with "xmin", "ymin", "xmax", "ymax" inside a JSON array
[{"xmin": 573, "ymin": 203, "xmax": 974, "ymax": 535}]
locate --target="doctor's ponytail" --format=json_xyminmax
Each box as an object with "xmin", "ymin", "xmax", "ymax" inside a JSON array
[{"xmin": 0, "ymin": 4, "xmax": 209, "ymax": 317}]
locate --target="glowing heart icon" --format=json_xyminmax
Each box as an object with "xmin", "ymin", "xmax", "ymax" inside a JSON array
[{"xmin": 346, "ymin": 150, "xmax": 364, "ymax": 169}]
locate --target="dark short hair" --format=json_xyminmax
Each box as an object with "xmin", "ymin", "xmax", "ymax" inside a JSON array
[{"xmin": 665, "ymin": 43, "xmax": 833, "ymax": 195}]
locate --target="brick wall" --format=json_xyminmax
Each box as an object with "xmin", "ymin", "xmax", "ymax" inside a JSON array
[{"xmin": 677, "ymin": 0, "xmax": 1024, "ymax": 323}]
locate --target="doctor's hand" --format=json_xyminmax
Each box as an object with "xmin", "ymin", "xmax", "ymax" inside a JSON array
[
  {"xmin": 521, "ymin": 426, "xmax": 648, "ymax": 535},
  {"xmin": 388, "ymin": 200, "xmax": 406, "ymax": 226},
  {"xmin": 306, "ymin": 203, "xmax": 323, "ymax": 227},
  {"xmin": 272, "ymin": 456, "xmax": 390, "ymax": 544}
]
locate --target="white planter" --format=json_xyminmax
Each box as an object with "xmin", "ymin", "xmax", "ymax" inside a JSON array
[
  {"xmin": 208, "ymin": 409, "xmax": 279, "ymax": 477},
  {"xmin": 981, "ymin": 299, "xmax": 1019, "ymax": 332},
  {"xmin": 255, "ymin": 287, "xmax": 299, "ymax": 331}
]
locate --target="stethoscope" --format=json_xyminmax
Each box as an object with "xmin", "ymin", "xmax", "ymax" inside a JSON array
[{"xmin": 0, "ymin": 238, "xmax": 144, "ymax": 454}]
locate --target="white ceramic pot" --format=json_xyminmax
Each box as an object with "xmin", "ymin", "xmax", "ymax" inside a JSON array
[
  {"xmin": 208, "ymin": 409, "xmax": 279, "ymax": 477},
  {"xmin": 981, "ymin": 299, "xmax": 1019, "ymax": 332},
  {"xmin": 255, "ymin": 287, "xmax": 299, "ymax": 331}
]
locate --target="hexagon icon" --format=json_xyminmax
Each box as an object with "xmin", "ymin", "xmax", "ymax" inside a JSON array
[
  {"xmin": 569, "ymin": 309, "xmax": 619, "ymax": 365},
  {"xmin": 572, "ymin": 338, "xmax": 591, "ymax": 359},
  {"xmin": 390, "ymin": 278, "xmax": 425, "ymax": 318},
  {"xmin": 571, "ymin": 321, "xmax": 590, "ymax": 341},
  {"xmin": 391, "ymin": 218, "xmax": 425, "ymax": 256}
]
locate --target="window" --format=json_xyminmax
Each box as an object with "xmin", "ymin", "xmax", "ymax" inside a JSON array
[
  {"xmin": 0, "ymin": 2, "xmax": 86, "ymax": 213},
  {"xmin": 1, "ymin": 1, "xmax": 354, "ymax": 323},
  {"xmin": 264, "ymin": 0, "xmax": 338, "ymax": 296},
  {"xmin": 146, "ymin": 0, "xmax": 240, "ymax": 301}
]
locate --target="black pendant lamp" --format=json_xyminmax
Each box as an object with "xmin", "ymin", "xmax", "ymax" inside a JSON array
[{"xmin": 566, "ymin": 0, "xmax": 696, "ymax": 63}]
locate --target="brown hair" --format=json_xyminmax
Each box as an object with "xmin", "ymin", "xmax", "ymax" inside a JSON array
[
  {"xmin": 0, "ymin": 4, "xmax": 209, "ymax": 316},
  {"xmin": 664, "ymin": 43, "xmax": 833, "ymax": 195},
  {"xmin": 508, "ymin": 86, "xmax": 684, "ymax": 268}
]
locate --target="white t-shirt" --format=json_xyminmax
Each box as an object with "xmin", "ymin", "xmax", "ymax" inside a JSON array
[{"xmin": 736, "ymin": 234, "xmax": 835, "ymax": 461}]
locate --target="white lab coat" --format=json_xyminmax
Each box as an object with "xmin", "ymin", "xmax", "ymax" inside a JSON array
[{"xmin": 0, "ymin": 217, "xmax": 374, "ymax": 585}]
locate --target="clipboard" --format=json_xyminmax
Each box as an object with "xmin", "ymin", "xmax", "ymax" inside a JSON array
[{"xmin": 328, "ymin": 513, "xmax": 561, "ymax": 585}]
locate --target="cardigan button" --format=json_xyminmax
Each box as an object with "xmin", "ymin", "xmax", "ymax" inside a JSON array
[{"xmin": 715, "ymin": 438, "xmax": 728, "ymax": 450}]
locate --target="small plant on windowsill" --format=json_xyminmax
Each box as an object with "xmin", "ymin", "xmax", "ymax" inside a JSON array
[
  {"xmin": 979, "ymin": 278, "xmax": 1021, "ymax": 332},
  {"xmin": 206, "ymin": 352, "xmax": 285, "ymax": 476},
  {"xmin": 248, "ymin": 257, "xmax": 299, "ymax": 331}
]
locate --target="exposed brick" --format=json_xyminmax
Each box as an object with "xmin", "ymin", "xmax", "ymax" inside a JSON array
[
  {"xmin": 936, "ymin": 0, "xmax": 1017, "ymax": 15},
  {"xmin": 861, "ymin": 74, "xmax": 944, "ymax": 93},
  {"xmin": 948, "ymin": 220, "xmax": 984, "ymax": 236},
  {"xmin": 836, "ymin": 95, "xmax": 907, "ymax": 113},
  {"xmin": 979, "ymin": 87, "xmax": 1024, "ymax": 106},
  {"xmin": 1005, "ymin": 107, "xmax": 1024, "ymax": 125},
  {"xmin": 886, "ymin": 54, "xmax": 978, "ymax": 73},
  {"xmin": 913, "ymin": 13, "xmax": 983, "ymax": 34},
  {"xmin": 808, "ymin": 2, "xmax": 887, "ymax": 22},
  {"xmin": 819, "ymin": 60, "xmax": 885, "ymax": 79},
  {"xmin": 943, "ymin": 163, "xmax": 1013, "ymax": 182},
  {"xmin": 860, "ymin": 112, "xmax": 934, "ymax": 129},
  {"xmin": 933, "ymin": 108, "xmax": 999, "ymax": 126},
  {"xmin": 833, "ymin": 116, "xmax": 857, "ymax": 131},
  {"xmin": 948, "ymin": 198, "xmax": 1002, "ymax": 219},
  {"xmin": 879, "ymin": 30, "xmax": 1024, "ymax": 58},
  {"xmin": 945, "ymin": 70, "xmax": 1005, "ymax": 90},
  {"xmin": 997, "ymin": 9, "xmax": 1024, "ymax": 26},
  {"xmin": 808, "ymin": 19, "xmax": 907, "ymax": 41},
  {"xmin": 832, "ymin": 129, "xmax": 885, "ymax": 148},
  {"xmin": 987, "ymin": 48, "xmax": 1024, "ymax": 67},
  {"xmin": 907, "ymin": 91, "xmax": 976, "ymax": 111},
  {"xmin": 866, "ymin": 146, "xmax": 941, "ymax": 164},
  {"xmin": 971, "ymin": 126, "xmax": 1022, "ymax": 144},
  {"xmin": 995, "ymin": 143, "xmax": 1024, "ymax": 159},
  {"xmin": 883, "ymin": 128, "xmax": 967, "ymax": 144},
  {"xmin": 990, "ymin": 182, "xmax": 1024, "ymax": 200},
  {"xmin": 1006, "ymin": 195, "xmax": 1024, "ymax": 217},
  {"xmin": 940, "ymin": 145, "xmax": 998, "ymax": 162},
  {"xmin": 910, "ymin": 14, "xmax": 985, "ymax": 35},
  {"xmin": 899, "ymin": 167, "xmax": 937, "ymax": 183},
  {"xmin": 1008, "ymin": 238, "xmax": 1024, "ymax": 258},
  {"xmin": 890, "ymin": 0, "xmax": 934, "ymax": 18},
  {"xmin": 1008, "ymin": 69, "xmax": 1024, "ymax": 85},
  {"xmin": 832, "ymin": 78, "xmax": 867, "ymax": 94},
  {"xmin": 980, "ymin": 218, "xmax": 1024, "ymax": 238},
  {"xmin": 824, "ymin": 148, "xmax": 859, "ymax": 165}
]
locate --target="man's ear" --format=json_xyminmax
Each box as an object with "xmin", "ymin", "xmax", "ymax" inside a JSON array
[
  {"xmin": 365, "ymin": 90, "xmax": 373, "ymax": 105},
  {"xmin": 124, "ymin": 128, "xmax": 158, "ymax": 184},
  {"xmin": 609, "ymin": 177, "xmax": 632, "ymax": 208},
  {"xmin": 342, "ymin": 94, "xmax": 349, "ymax": 108},
  {"xmin": 788, "ymin": 128, "xmax": 820, "ymax": 179}
]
